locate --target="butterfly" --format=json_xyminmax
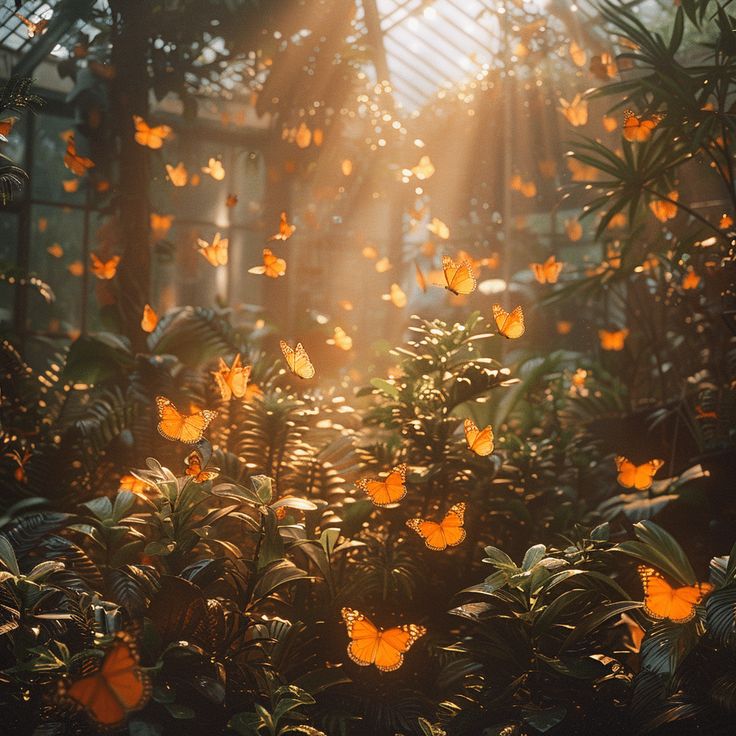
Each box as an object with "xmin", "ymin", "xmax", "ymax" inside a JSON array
[
  {"xmin": 568, "ymin": 40, "xmax": 586, "ymax": 67},
  {"xmin": 6, "ymin": 448, "xmax": 31, "ymax": 484},
  {"xmin": 150, "ymin": 213, "xmax": 173, "ymax": 238},
  {"xmin": 15, "ymin": 13, "xmax": 48, "ymax": 37},
  {"xmin": 90, "ymin": 253, "xmax": 120, "ymax": 280},
  {"xmin": 64, "ymin": 637, "xmax": 150, "ymax": 728},
  {"xmin": 140, "ymin": 304, "xmax": 158, "ymax": 333},
  {"xmin": 682, "ymin": 268, "xmax": 700, "ymax": 290},
  {"xmin": 184, "ymin": 451, "xmax": 220, "ymax": 483},
  {"xmin": 155, "ymin": 396, "xmax": 217, "ymax": 444},
  {"xmin": 622, "ymin": 109, "xmax": 663, "ymax": 142},
  {"xmin": 362, "ymin": 245, "xmax": 378, "ymax": 260},
  {"xmin": 719, "ymin": 213, "xmax": 733, "ymax": 229},
  {"xmin": 295, "ymin": 122, "xmax": 312, "ymax": 148},
  {"xmin": 340, "ymin": 608, "xmax": 426, "ymax": 672},
  {"xmin": 280, "ymin": 340, "xmax": 315, "ymax": 379},
  {"xmin": 590, "ymin": 53, "xmax": 617, "ymax": 80},
  {"xmin": 427, "ymin": 217, "xmax": 450, "ymax": 239},
  {"xmin": 47, "ymin": 243, "xmax": 64, "ymax": 258},
  {"xmin": 638, "ymin": 565, "xmax": 714, "ymax": 624},
  {"xmin": 201, "ymin": 157, "xmax": 225, "ymax": 181},
  {"xmin": 248, "ymin": 248, "xmax": 286, "ymax": 278},
  {"xmin": 68, "ymin": 260, "xmax": 84, "ymax": 277},
  {"xmin": 357, "ymin": 464, "xmax": 407, "ymax": 506},
  {"xmin": 132, "ymin": 115, "xmax": 171, "ymax": 149},
  {"xmin": 406, "ymin": 503, "xmax": 466, "ymax": 551},
  {"xmin": 62, "ymin": 178, "xmax": 80, "ymax": 192},
  {"xmin": 0, "ymin": 115, "xmax": 18, "ymax": 143},
  {"xmin": 197, "ymin": 232, "xmax": 228, "ymax": 266},
  {"xmin": 64, "ymin": 135, "xmax": 95, "ymax": 176},
  {"xmin": 602, "ymin": 114, "xmax": 618, "ymax": 132},
  {"xmin": 649, "ymin": 192, "xmax": 678, "ymax": 222},
  {"xmin": 615, "ymin": 456, "xmax": 664, "ymax": 490},
  {"xmin": 598, "ymin": 328, "xmax": 629, "ymax": 351},
  {"xmin": 165, "ymin": 162, "xmax": 188, "ymax": 187},
  {"xmin": 327, "ymin": 327, "xmax": 353, "ymax": 351},
  {"xmin": 226, "ymin": 193, "xmax": 239, "ymax": 208},
  {"xmin": 530, "ymin": 255, "xmax": 563, "ymax": 284},
  {"xmin": 464, "ymin": 419, "xmax": 494, "ymax": 456},
  {"xmin": 411, "ymin": 155, "xmax": 435, "ymax": 180},
  {"xmin": 212, "ymin": 354, "xmax": 251, "ymax": 401},
  {"xmin": 556, "ymin": 320, "xmax": 573, "ymax": 335},
  {"xmin": 558, "ymin": 94, "xmax": 588, "ymax": 126},
  {"xmin": 269, "ymin": 211, "xmax": 296, "ymax": 241},
  {"xmin": 492, "ymin": 304, "xmax": 525, "ymax": 339},
  {"xmin": 119, "ymin": 474, "xmax": 154, "ymax": 494},
  {"xmin": 436, "ymin": 255, "xmax": 476, "ymax": 295},
  {"xmin": 565, "ymin": 218, "xmax": 583, "ymax": 241},
  {"xmin": 382, "ymin": 283, "xmax": 407, "ymax": 308}
]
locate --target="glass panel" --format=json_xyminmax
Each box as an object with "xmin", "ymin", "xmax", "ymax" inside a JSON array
[{"xmin": 0, "ymin": 212, "xmax": 19, "ymax": 328}]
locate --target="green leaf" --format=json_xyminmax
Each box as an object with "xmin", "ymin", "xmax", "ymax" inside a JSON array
[
  {"xmin": 370, "ymin": 377, "xmax": 399, "ymax": 399},
  {"xmin": 0, "ymin": 535, "xmax": 19, "ymax": 576},
  {"xmin": 82, "ymin": 496, "xmax": 113, "ymax": 522},
  {"xmin": 522, "ymin": 544, "xmax": 546, "ymax": 571},
  {"xmin": 112, "ymin": 491, "xmax": 137, "ymax": 523},
  {"xmin": 229, "ymin": 712, "xmax": 262, "ymax": 736},
  {"xmin": 319, "ymin": 528, "xmax": 340, "ymax": 557},
  {"xmin": 252, "ymin": 475, "xmax": 274, "ymax": 505},
  {"xmin": 63, "ymin": 332, "xmax": 134, "ymax": 383},
  {"xmin": 562, "ymin": 601, "xmax": 643, "ymax": 651},
  {"xmin": 251, "ymin": 559, "xmax": 310, "ymax": 603}
]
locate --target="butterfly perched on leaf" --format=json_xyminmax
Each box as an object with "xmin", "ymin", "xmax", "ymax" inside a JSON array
[
  {"xmin": 406, "ymin": 503, "xmax": 466, "ymax": 551},
  {"xmin": 140, "ymin": 304, "xmax": 158, "ymax": 333},
  {"xmin": 132, "ymin": 115, "xmax": 171, "ymax": 149},
  {"xmin": 622, "ymin": 109, "xmax": 664, "ymax": 142},
  {"xmin": 598, "ymin": 328, "xmax": 628, "ymax": 351},
  {"xmin": 615, "ymin": 456, "xmax": 664, "ymax": 490},
  {"xmin": 638, "ymin": 565, "xmax": 714, "ymax": 624},
  {"xmin": 212, "ymin": 353, "xmax": 251, "ymax": 401},
  {"xmin": 165, "ymin": 162, "xmax": 188, "ymax": 187},
  {"xmin": 269, "ymin": 211, "xmax": 296, "ymax": 241},
  {"xmin": 90, "ymin": 253, "xmax": 120, "ymax": 280},
  {"xmin": 357, "ymin": 464, "xmax": 407, "ymax": 506},
  {"xmin": 197, "ymin": 232, "xmax": 228, "ymax": 266},
  {"xmin": 64, "ymin": 134, "xmax": 95, "ymax": 176},
  {"xmin": 340, "ymin": 608, "xmax": 426, "ymax": 672},
  {"xmin": 464, "ymin": 419, "xmax": 494, "ymax": 456},
  {"xmin": 437, "ymin": 255, "xmax": 476, "ymax": 295},
  {"xmin": 492, "ymin": 304, "xmax": 525, "ymax": 339},
  {"xmin": 184, "ymin": 451, "xmax": 220, "ymax": 483},
  {"xmin": 63, "ymin": 636, "xmax": 150, "ymax": 728},
  {"xmin": 530, "ymin": 255, "xmax": 563, "ymax": 284},
  {"xmin": 280, "ymin": 340, "xmax": 315, "ymax": 379},
  {"xmin": 248, "ymin": 248, "xmax": 286, "ymax": 278},
  {"xmin": 155, "ymin": 396, "xmax": 217, "ymax": 444},
  {"xmin": 201, "ymin": 157, "xmax": 225, "ymax": 181}
]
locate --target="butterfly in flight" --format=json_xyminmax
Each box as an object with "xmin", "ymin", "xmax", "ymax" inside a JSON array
[
  {"xmin": 436, "ymin": 255, "xmax": 476, "ymax": 295},
  {"xmin": 197, "ymin": 232, "xmax": 228, "ymax": 266},
  {"xmin": 155, "ymin": 396, "xmax": 217, "ymax": 444},
  {"xmin": 64, "ymin": 636, "xmax": 150, "ymax": 728},
  {"xmin": 530, "ymin": 255, "xmax": 563, "ymax": 284},
  {"xmin": 132, "ymin": 115, "xmax": 171, "ymax": 149},
  {"xmin": 615, "ymin": 456, "xmax": 664, "ymax": 490},
  {"xmin": 201, "ymin": 157, "xmax": 225, "ymax": 181},
  {"xmin": 427, "ymin": 217, "xmax": 450, "ymax": 239},
  {"xmin": 638, "ymin": 565, "xmax": 713, "ymax": 624},
  {"xmin": 357, "ymin": 464, "xmax": 407, "ymax": 506},
  {"xmin": 226, "ymin": 193, "xmax": 239, "ymax": 208},
  {"xmin": 165, "ymin": 162, "xmax": 188, "ymax": 186},
  {"xmin": 248, "ymin": 248, "xmax": 286, "ymax": 278},
  {"xmin": 327, "ymin": 327, "xmax": 353, "ymax": 351},
  {"xmin": 269, "ymin": 211, "xmax": 296, "ymax": 241},
  {"xmin": 140, "ymin": 304, "xmax": 158, "ymax": 333},
  {"xmin": 15, "ymin": 13, "xmax": 48, "ymax": 37},
  {"xmin": 150, "ymin": 213, "xmax": 174, "ymax": 239},
  {"xmin": 280, "ymin": 340, "xmax": 315, "ymax": 379},
  {"xmin": 598, "ymin": 328, "xmax": 629, "ymax": 351},
  {"xmin": 90, "ymin": 253, "xmax": 120, "ymax": 280},
  {"xmin": 492, "ymin": 304, "xmax": 525, "ymax": 339},
  {"xmin": 340, "ymin": 608, "xmax": 426, "ymax": 672},
  {"xmin": 64, "ymin": 134, "xmax": 95, "ymax": 176},
  {"xmin": 622, "ymin": 109, "xmax": 664, "ymax": 142},
  {"xmin": 558, "ymin": 93, "xmax": 588, "ymax": 126},
  {"xmin": 212, "ymin": 354, "xmax": 251, "ymax": 401},
  {"xmin": 464, "ymin": 419, "xmax": 494, "ymax": 456},
  {"xmin": 406, "ymin": 503, "xmax": 466, "ymax": 551},
  {"xmin": 184, "ymin": 451, "xmax": 220, "ymax": 483}
]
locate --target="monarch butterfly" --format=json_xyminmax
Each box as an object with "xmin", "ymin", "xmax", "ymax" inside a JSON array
[
  {"xmin": 269, "ymin": 211, "xmax": 296, "ymax": 241},
  {"xmin": 64, "ymin": 637, "xmax": 150, "ymax": 727},
  {"xmin": 406, "ymin": 503, "xmax": 466, "ymax": 551},
  {"xmin": 155, "ymin": 396, "xmax": 217, "ymax": 444},
  {"xmin": 184, "ymin": 451, "xmax": 220, "ymax": 483},
  {"xmin": 598, "ymin": 328, "xmax": 629, "ymax": 351},
  {"xmin": 464, "ymin": 419, "xmax": 494, "ymax": 456},
  {"xmin": 357, "ymin": 464, "xmax": 407, "ymax": 506},
  {"xmin": 150, "ymin": 213, "xmax": 173, "ymax": 238},
  {"xmin": 340, "ymin": 608, "xmax": 426, "ymax": 672},
  {"xmin": 15, "ymin": 13, "xmax": 48, "ymax": 37},
  {"xmin": 68, "ymin": 261, "xmax": 84, "ymax": 277},
  {"xmin": 132, "ymin": 115, "xmax": 171, "ymax": 149},
  {"xmin": 558, "ymin": 94, "xmax": 588, "ymax": 126},
  {"xmin": 64, "ymin": 135, "xmax": 95, "ymax": 176},
  {"xmin": 638, "ymin": 565, "xmax": 714, "ymax": 624},
  {"xmin": 201, "ymin": 157, "xmax": 225, "ymax": 181},
  {"xmin": 165, "ymin": 162, "xmax": 188, "ymax": 187},
  {"xmin": 327, "ymin": 327, "xmax": 352, "ymax": 351},
  {"xmin": 248, "ymin": 249, "xmax": 286, "ymax": 278},
  {"xmin": 383, "ymin": 283, "xmax": 407, "ymax": 308},
  {"xmin": 197, "ymin": 232, "xmax": 228, "ymax": 266},
  {"xmin": 649, "ymin": 192, "xmax": 678, "ymax": 222},
  {"xmin": 437, "ymin": 255, "xmax": 476, "ymax": 295},
  {"xmin": 140, "ymin": 304, "xmax": 158, "ymax": 333},
  {"xmin": 280, "ymin": 340, "xmax": 315, "ymax": 379},
  {"xmin": 427, "ymin": 217, "xmax": 450, "ymax": 239},
  {"xmin": 411, "ymin": 155, "xmax": 435, "ymax": 180},
  {"xmin": 602, "ymin": 114, "xmax": 618, "ymax": 132},
  {"xmin": 530, "ymin": 255, "xmax": 563, "ymax": 284},
  {"xmin": 90, "ymin": 253, "xmax": 120, "ymax": 280},
  {"xmin": 622, "ymin": 109, "xmax": 663, "ymax": 142},
  {"xmin": 492, "ymin": 304, "xmax": 525, "ymax": 339},
  {"xmin": 212, "ymin": 354, "xmax": 251, "ymax": 401},
  {"xmin": 0, "ymin": 115, "xmax": 18, "ymax": 142},
  {"xmin": 615, "ymin": 456, "xmax": 664, "ymax": 490}
]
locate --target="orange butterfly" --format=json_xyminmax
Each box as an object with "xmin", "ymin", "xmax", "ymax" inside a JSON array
[
  {"xmin": 565, "ymin": 219, "xmax": 583, "ymax": 241},
  {"xmin": 226, "ymin": 193, "xmax": 239, "ymax": 208},
  {"xmin": 132, "ymin": 115, "xmax": 171, "ymax": 149},
  {"xmin": 406, "ymin": 503, "xmax": 466, "ymax": 551},
  {"xmin": 568, "ymin": 40, "xmax": 586, "ymax": 67},
  {"xmin": 615, "ymin": 456, "xmax": 664, "ymax": 490},
  {"xmin": 427, "ymin": 217, "xmax": 450, "ymax": 239},
  {"xmin": 558, "ymin": 94, "xmax": 588, "ymax": 126},
  {"xmin": 649, "ymin": 192, "xmax": 678, "ymax": 222},
  {"xmin": 719, "ymin": 213, "xmax": 733, "ymax": 229},
  {"xmin": 411, "ymin": 155, "xmax": 435, "ymax": 180},
  {"xmin": 556, "ymin": 320, "xmax": 573, "ymax": 335},
  {"xmin": 47, "ymin": 243, "xmax": 64, "ymax": 258},
  {"xmin": 212, "ymin": 354, "xmax": 251, "ymax": 401},
  {"xmin": 15, "ymin": 13, "xmax": 48, "ymax": 37},
  {"xmin": 622, "ymin": 109, "xmax": 663, "ymax": 142},
  {"xmin": 184, "ymin": 451, "xmax": 220, "ymax": 483},
  {"xmin": 155, "ymin": 396, "xmax": 217, "ymax": 444},
  {"xmin": 682, "ymin": 268, "xmax": 700, "ymax": 290},
  {"xmin": 638, "ymin": 565, "xmax": 714, "ymax": 624},
  {"xmin": 68, "ymin": 260, "xmax": 84, "ymax": 277},
  {"xmin": 357, "ymin": 464, "xmax": 407, "ymax": 506},
  {"xmin": 269, "ymin": 211, "xmax": 296, "ymax": 241},
  {"xmin": 90, "ymin": 253, "xmax": 120, "ymax": 280},
  {"xmin": 248, "ymin": 248, "xmax": 286, "ymax": 278},
  {"xmin": 531, "ymin": 255, "xmax": 563, "ymax": 284},
  {"xmin": 119, "ymin": 474, "xmax": 154, "ymax": 495},
  {"xmin": 150, "ymin": 213, "xmax": 173, "ymax": 239},
  {"xmin": 382, "ymin": 283, "xmax": 407, "ymax": 308},
  {"xmin": 437, "ymin": 255, "xmax": 476, "ymax": 295},
  {"xmin": 7, "ymin": 449, "xmax": 31, "ymax": 484},
  {"xmin": 590, "ymin": 53, "xmax": 617, "ymax": 80},
  {"xmin": 493, "ymin": 304, "xmax": 525, "ymax": 339},
  {"xmin": 464, "ymin": 419, "xmax": 494, "ymax": 456},
  {"xmin": 0, "ymin": 115, "xmax": 18, "ymax": 142},
  {"xmin": 340, "ymin": 608, "xmax": 426, "ymax": 672},
  {"xmin": 197, "ymin": 232, "xmax": 228, "ymax": 266},
  {"xmin": 327, "ymin": 327, "xmax": 353, "ymax": 351},
  {"xmin": 62, "ymin": 178, "xmax": 80, "ymax": 193},
  {"xmin": 65, "ymin": 637, "xmax": 150, "ymax": 728},
  {"xmin": 598, "ymin": 328, "xmax": 629, "ymax": 351},
  {"xmin": 64, "ymin": 135, "xmax": 95, "ymax": 176},
  {"xmin": 140, "ymin": 304, "xmax": 158, "ymax": 333},
  {"xmin": 201, "ymin": 157, "xmax": 225, "ymax": 181},
  {"xmin": 166, "ymin": 162, "xmax": 188, "ymax": 187},
  {"xmin": 280, "ymin": 340, "xmax": 315, "ymax": 379}
]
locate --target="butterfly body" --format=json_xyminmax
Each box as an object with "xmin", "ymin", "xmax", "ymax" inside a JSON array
[
  {"xmin": 269, "ymin": 211, "xmax": 295, "ymax": 241},
  {"xmin": 599, "ymin": 328, "xmax": 629, "ymax": 351},
  {"xmin": 492, "ymin": 304, "xmax": 525, "ymax": 339},
  {"xmin": 197, "ymin": 232, "xmax": 228, "ymax": 266},
  {"xmin": 615, "ymin": 456, "xmax": 664, "ymax": 490},
  {"xmin": 249, "ymin": 248, "xmax": 286, "ymax": 278},
  {"xmin": 531, "ymin": 255, "xmax": 563, "ymax": 284},
  {"xmin": 133, "ymin": 115, "xmax": 171, "ymax": 149},
  {"xmin": 184, "ymin": 451, "xmax": 220, "ymax": 483},
  {"xmin": 357, "ymin": 464, "xmax": 407, "ymax": 506},
  {"xmin": 406, "ymin": 503, "xmax": 466, "ymax": 551},
  {"xmin": 156, "ymin": 396, "xmax": 217, "ymax": 444},
  {"xmin": 638, "ymin": 566, "xmax": 713, "ymax": 623},
  {"xmin": 90, "ymin": 253, "xmax": 120, "ymax": 280},
  {"xmin": 437, "ymin": 255, "xmax": 476, "ymax": 295}
]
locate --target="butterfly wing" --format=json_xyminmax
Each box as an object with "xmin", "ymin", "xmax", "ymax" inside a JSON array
[
  {"xmin": 228, "ymin": 359, "xmax": 251, "ymax": 399},
  {"xmin": 406, "ymin": 518, "xmax": 446, "ymax": 550},
  {"xmin": 213, "ymin": 370, "xmax": 232, "ymax": 401},
  {"xmin": 280, "ymin": 341, "xmax": 315, "ymax": 379},
  {"xmin": 375, "ymin": 624, "xmax": 427, "ymax": 672},
  {"xmin": 357, "ymin": 464, "xmax": 407, "ymax": 506},
  {"xmin": 615, "ymin": 456, "xmax": 637, "ymax": 488},
  {"xmin": 341, "ymin": 608, "xmax": 381, "ymax": 667},
  {"xmin": 156, "ymin": 396, "xmax": 216, "ymax": 444},
  {"xmin": 638, "ymin": 566, "xmax": 712, "ymax": 623},
  {"xmin": 633, "ymin": 459, "xmax": 664, "ymax": 490},
  {"xmin": 493, "ymin": 304, "xmax": 525, "ymax": 339},
  {"xmin": 442, "ymin": 256, "xmax": 476, "ymax": 295},
  {"xmin": 141, "ymin": 304, "xmax": 158, "ymax": 333},
  {"xmin": 439, "ymin": 503, "xmax": 466, "ymax": 548},
  {"xmin": 464, "ymin": 418, "xmax": 494, "ymax": 456}
]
